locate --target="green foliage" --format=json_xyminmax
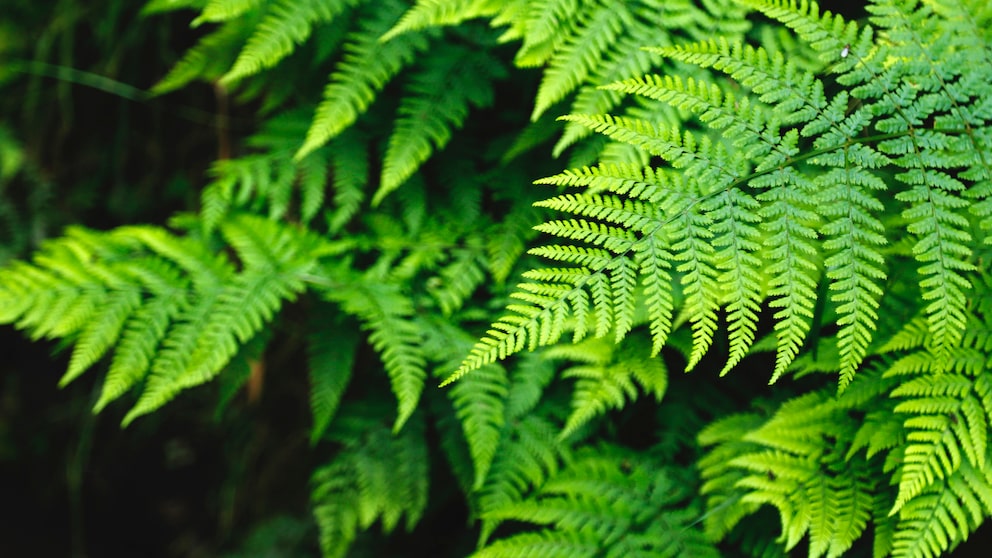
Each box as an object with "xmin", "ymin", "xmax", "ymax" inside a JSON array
[{"xmin": 4, "ymin": 0, "xmax": 992, "ymax": 556}]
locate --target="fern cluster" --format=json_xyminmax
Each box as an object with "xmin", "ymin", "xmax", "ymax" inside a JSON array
[{"xmin": 3, "ymin": 0, "xmax": 992, "ymax": 556}]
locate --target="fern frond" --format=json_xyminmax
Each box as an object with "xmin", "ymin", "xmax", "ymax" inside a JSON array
[
  {"xmin": 0, "ymin": 213, "xmax": 335, "ymax": 424},
  {"xmin": 323, "ymin": 278, "xmax": 427, "ymax": 432},
  {"xmin": 307, "ymin": 316, "xmax": 358, "ymax": 445},
  {"xmin": 221, "ymin": 0, "xmax": 352, "ymax": 84},
  {"xmin": 531, "ymin": 2, "xmax": 631, "ymax": 120},
  {"xmin": 477, "ymin": 415, "xmax": 567, "ymax": 543},
  {"xmin": 450, "ymin": 363, "xmax": 509, "ymax": 489},
  {"xmin": 151, "ymin": 19, "xmax": 254, "ymax": 94},
  {"xmin": 884, "ymin": 339, "xmax": 992, "ymax": 514},
  {"xmin": 546, "ymin": 335, "xmax": 667, "ymax": 439},
  {"xmin": 473, "ymin": 530, "xmax": 599, "ymax": 558},
  {"xmin": 312, "ymin": 404, "xmax": 429, "ymax": 557},
  {"xmin": 890, "ymin": 459, "xmax": 992, "ymax": 558},
  {"xmin": 297, "ymin": 0, "xmax": 429, "ymax": 159},
  {"xmin": 192, "ymin": 0, "xmax": 265, "ymax": 26},
  {"xmin": 383, "ymin": 0, "xmax": 498, "ymax": 42},
  {"xmin": 378, "ymin": 43, "xmax": 505, "ymax": 203},
  {"xmin": 479, "ymin": 448, "xmax": 718, "ymax": 558},
  {"xmin": 124, "ymin": 215, "xmax": 327, "ymax": 424}
]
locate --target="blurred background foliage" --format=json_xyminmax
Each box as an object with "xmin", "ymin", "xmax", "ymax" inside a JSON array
[{"xmin": 0, "ymin": 1, "xmax": 317, "ymax": 555}]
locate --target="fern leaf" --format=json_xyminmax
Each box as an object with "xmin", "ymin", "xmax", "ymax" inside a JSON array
[
  {"xmin": 531, "ymin": 2, "xmax": 631, "ymax": 120},
  {"xmin": 383, "ymin": 0, "xmax": 498, "ymax": 42},
  {"xmin": 307, "ymin": 317, "xmax": 358, "ymax": 445},
  {"xmin": 312, "ymin": 404, "xmax": 429, "ymax": 556},
  {"xmin": 324, "ymin": 279, "xmax": 427, "ymax": 432},
  {"xmin": 151, "ymin": 20, "xmax": 254, "ymax": 94},
  {"xmin": 297, "ymin": 0, "xmax": 429, "ymax": 159},
  {"xmin": 221, "ymin": 0, "xmax": 352, "ymax": 84},
  {"xmin": 450, "ymin": 364, "xmax": 509, "ymax": 489},
  {"xmin": 473, "ymin": 530, "xmax": 599, "ymax": 558},
  {"xmin": 816, "ymin": 162, "xmax": 888, "ymax": 388},
  {"xmin": 62, "ymin": 289, "xmax": 143, "ymax": 387},
  {"xmin": 377, "ymin": 44, "xmax": 505, "ymax": 204},
  {"xmin": 478, "ymin": 415, "xmax": 567, "ymax": 543},
  {"xmin": 193, "ymin": 0, "xmax": 265, "ymax": 26}
]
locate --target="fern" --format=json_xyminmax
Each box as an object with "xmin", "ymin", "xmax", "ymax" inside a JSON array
[
  {"xmin": 297, "ymin": 0, "xmax": 430, "ymax": 159},
  {"xmin": 311, "ymin": 401, "xmax": 429, "ymax": 558},
  {"xmin": 378, "ymin": 38, "xmax": 506, "ymax": 204},
  {"xmin": 0, "ymin": 213, "xmax": 339, "ymax": 423},
  {"xmin": 219, "ymin": 0, "xmax": 354, "ymax": 84},
  {"xmin": 453, "ymin": 0, "xmax": 992, "ymax": 394},
  {"xmin": 476, "ymin": 447, "xmax": 719, "ymax": 558}
]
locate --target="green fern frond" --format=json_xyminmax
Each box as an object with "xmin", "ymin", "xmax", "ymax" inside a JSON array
[
  {"xmin": 312, "ymin": 404, "xmax": 429, "ymax": 557},
  {"xmin": 142, "ymin": 0, "xmax": 208, "ymax": 16},
  {"xmin": 477, "ymin": 415, "xmax": 567, "ymax": 544},
  {"xmin": 297, "ymin": 0, "xmax": 429, "ymax": 159},
  {"xmin": 513, "ymin": 0, "xmax": 592, "ymax": 67},
  {"xmin": 546, "ymin": 335, "xmax": 666, "ymax": 439},
  {"xmin": 193, "ymin": 0, "xmax": 265, "ymax": 26},
  {"xmin": 378, "ymin": 42, "xmax": 505, "ymax": 204},
  {"xmin": 323, "ymin": 278, "xmax": 427, "ymax": 432},
  {"xmin": 201, "ymin": 109, "xmax": 333, "ymax": 230},
  {"xmin": 383, "ymin": 0, "xmax": 498, "ymax": 42},
  {"xmin": 890, "ymin": 459, "xmax": 992, "ymax": 558},
  {"xmin": 124, "ymin": 216, "xmax": 329, "ymax": 424},
  {"xmin": 478, "ymin": 448, "xmax": 718, "ymax": 558},
  {"xmin": 450, "ymin": 363, "xmax": 509, "ymax": 489},
  {"xmin": 473, "ymin": 530, "xmax": 599, "ymax": 558},
  {"xmin": 151, "ymin": 18, "xmax": 255, "ymax": 94},
  {"xmin": 221, "ymin": 0, "xmax": 354, "ymax": 84},
  {"xmin": 0, "ymin": 213, "xmax": 335, "ymax": 424},
  {"xmin": 531, "ymin": 2, "xmax": 631, "ymax": 121},
  {"xmin": 885, "ymin": 340, "xmax": 992, "ymax": 514},
  {"xmin": 307, "ymin": 316, "xmax": 358, "ymax": 445}
]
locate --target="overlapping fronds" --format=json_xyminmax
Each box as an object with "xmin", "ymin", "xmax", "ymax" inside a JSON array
[
  {"xmin": 311, "ymin": 402, "xmax": 429, "ymax": 558},
  {"xmin": 453, "ymin": 0, "xmax": 992, "ymax": 392},
  {"xmin": 200, "ymin": 109, "xmax": 331, "ymax": 229},
  {"xmin": 475, "ymin": 447, "xmax": 719, "ymax": 558},
  {"xmin": 0, "ymin": 213, "xmax": 339, "ymax": 424}
]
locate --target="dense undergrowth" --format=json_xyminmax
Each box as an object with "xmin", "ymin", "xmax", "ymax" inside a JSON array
[{"xmin": 2, "ymin": 1, "xmax": 992, "ymax": 556}]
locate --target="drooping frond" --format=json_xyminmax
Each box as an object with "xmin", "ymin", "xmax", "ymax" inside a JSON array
[
  {"xmin": 476, "ymin": 414, "xmax": 568, "ymax": 544},
  {"xmin": 311, "ymin": 402, "xmax": 429, "ymax": 558},
  {"xmin": 307, "ymin": 313, "xmax": 359, "ymax": 445},
  {"xmin": 381, "ymin": 0, "xmax": 499, "ymax": 42},
  {"xmin": 321, "ymin": 275, "xmax": 428, "ymax": 432},
  {"xmin": 151, "ymin": 17, "xmax": 255, "ymax": 94},
  {"xmin": 546, "ymin": 333, "xmax": 666, "ymax": 439},
  {"xmin": 699, "ymin": 383, "xmax": 882, "ymax": 558},
  {"xmin": 456, "ymin": 0, "xmax": 992, "ymax": 391}
]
